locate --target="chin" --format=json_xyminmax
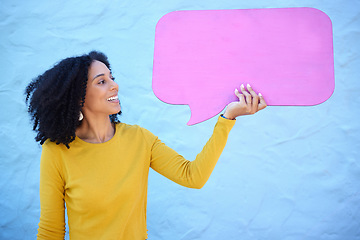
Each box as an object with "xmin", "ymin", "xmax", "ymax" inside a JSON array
[{"xmin": 110, "ymin": 108, "xmax": 121, "ymax": 115}]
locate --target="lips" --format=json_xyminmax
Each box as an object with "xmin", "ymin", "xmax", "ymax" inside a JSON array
[{"xmin": 107, "ymin": 95, "xmax": 119, "ymax": 102}]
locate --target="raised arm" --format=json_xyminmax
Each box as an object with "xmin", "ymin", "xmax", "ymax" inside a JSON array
[
  {"xmin": 150, "ymin": 84, "xmax": 266, "ymax": 189},
  {"xmin": 150, "ymin": 116, "xmax": 235, "ymax": 189}
]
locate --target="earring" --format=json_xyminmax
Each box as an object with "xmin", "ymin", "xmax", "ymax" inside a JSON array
[{"xmin": 79, "ymin": 111, "xmax": 83, "ymax": 121}]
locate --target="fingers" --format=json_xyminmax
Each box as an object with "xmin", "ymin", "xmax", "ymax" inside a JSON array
[
  {"xmin": 240, "ymin": 84, "xmax": 252, "ymax": 107},
  {"xmin": 235, "ymin": 83, "xmax": 267, "ymax": 113},
  {"xmin": 246, "ymin": 84, "xmax": 259, "ymax": 110},
  {"xmin": 235, "ymin": 88, "xmax": 245, "ymax": 104},
  {"xmin": 258, "ymin": 92, "xmax": 267, "ymax": 110}
]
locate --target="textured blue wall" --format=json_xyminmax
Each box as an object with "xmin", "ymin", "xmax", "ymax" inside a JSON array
[{"xmin": 0, "ymin": 0, "xmax": 359, "ymax": 239}]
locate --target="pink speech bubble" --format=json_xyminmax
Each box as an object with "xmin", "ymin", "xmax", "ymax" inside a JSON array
[{"xmin": 153, "ymin": 8, "xmax": 334, "ymax": 125}]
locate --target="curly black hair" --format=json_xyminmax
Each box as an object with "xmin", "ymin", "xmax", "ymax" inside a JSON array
[{"xmin": 25, "ymin": 51, "xmax": 121, "ymax": 148}]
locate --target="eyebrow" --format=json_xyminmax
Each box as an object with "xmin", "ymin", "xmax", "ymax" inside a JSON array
[{"xmin": 92, "ymin": 73, "xmax": 105, "ymax": 81}]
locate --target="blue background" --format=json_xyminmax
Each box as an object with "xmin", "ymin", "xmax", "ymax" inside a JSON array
[{"xmin": 0, "ymin": 0, "xmax": 359, "ymax": 239}]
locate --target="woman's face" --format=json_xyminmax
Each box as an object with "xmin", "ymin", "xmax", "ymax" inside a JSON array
[{"xmin": 82, "ymin": 60, "xmax": 121, "ymax": 118}]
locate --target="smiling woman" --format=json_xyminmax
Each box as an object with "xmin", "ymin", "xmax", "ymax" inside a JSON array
[
  {"xmin": 25, "ymin": 51, "xmax": 121, "ymax": 148},
  {"xmin": 75, "ymin": 60, "xmax": 121, "ymax": 144},
  {"xmin": 25, "ymin": 51, "xmax": 266, "ymax": 240}
]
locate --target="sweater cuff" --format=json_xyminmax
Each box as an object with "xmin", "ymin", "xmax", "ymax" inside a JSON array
[{"xmin": 217, "ymin": 115, "xmax": 236, "ymax": 131}]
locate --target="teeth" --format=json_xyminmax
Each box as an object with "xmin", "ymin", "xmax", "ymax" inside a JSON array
[{"xmin": 107, "ymin": 95, "xmax": 118, "ymax": 101}]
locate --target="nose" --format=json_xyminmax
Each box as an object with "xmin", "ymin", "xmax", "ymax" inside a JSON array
[{"xmin": 110, "ymin": 79, "xmax": 119, "ymax": 92}]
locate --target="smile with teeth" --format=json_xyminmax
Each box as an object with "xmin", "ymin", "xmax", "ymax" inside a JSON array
[{"xmin": 107, "ymin": 95, "xmax": 119, "ymax": 102}]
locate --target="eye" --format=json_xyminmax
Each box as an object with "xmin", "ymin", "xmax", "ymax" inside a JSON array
[
  {"xmin": 98, "ymin": 80, "xmax": 105, "ymax": 84},
  {"xmin": 111, "ymin": 76, "xmax": 115, "ymax": 81}
]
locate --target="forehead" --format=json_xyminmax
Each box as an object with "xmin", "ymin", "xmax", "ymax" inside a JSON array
[{"xmin": 88, "ymin": 60, "xmax": 110, "ymax": 76}]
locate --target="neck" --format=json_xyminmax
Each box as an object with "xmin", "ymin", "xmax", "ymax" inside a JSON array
[{"xmin": 76, "ymin": 112, "xmax": 115, "ymax": 143}]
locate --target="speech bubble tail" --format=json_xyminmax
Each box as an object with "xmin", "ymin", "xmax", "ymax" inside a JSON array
[
  {"xmin": 187, "ymin": 116, "xmax": 201, "ymax": 126},
  {"xmin": 187, "ymin": 101, "xmax": 225, "ymax": 126}
]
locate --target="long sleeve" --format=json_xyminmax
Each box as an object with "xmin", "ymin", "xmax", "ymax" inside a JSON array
[
  {"xmin": 33, "ymin": 117, "xmax": 234, "ymax": 239},
  {"xmin": 37, "ymin": 142, "xmax": 66, "ymax": 240},
  {"xmin": 149, "ymin": 116, "xmax": 235, "ymax": 189}
]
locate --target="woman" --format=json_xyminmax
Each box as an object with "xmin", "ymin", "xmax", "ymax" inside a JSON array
[{"xmin": 25, "ymin": 51, "xmax": 267, "ymax": 239}]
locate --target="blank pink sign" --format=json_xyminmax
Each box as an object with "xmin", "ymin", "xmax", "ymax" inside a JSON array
[{"xmin": 153, "ymin": 8, "xmax": 334, "ymax": 125}]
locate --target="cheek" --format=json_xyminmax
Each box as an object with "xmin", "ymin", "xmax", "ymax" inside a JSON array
[{"xmin": 83, "ymin": 88, "xmax": 106, "ymax": 108}]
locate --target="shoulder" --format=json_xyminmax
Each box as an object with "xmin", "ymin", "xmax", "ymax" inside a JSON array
[
  {"xmin": 41, "ymin": 139, "xmax": 70, "ymax": 164},
  {"xmin": 40, "ymin": 140, "xmax": 67, "ymax": 173},
  {"xmin": 115, "ymin": 122, "xmax": 157, "ymax": 143},
  {"xmin": 42, "ymin": 139, "xmax": 68, "ymax": 153},
  {"xmin": 115, "ymin": 122, "xmax": 153, "ymax": 134}
]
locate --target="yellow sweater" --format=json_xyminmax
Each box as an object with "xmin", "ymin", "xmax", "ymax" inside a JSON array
[{"xmin": 37, "ymin": 116, "xmax": 235, "ymax": 239}]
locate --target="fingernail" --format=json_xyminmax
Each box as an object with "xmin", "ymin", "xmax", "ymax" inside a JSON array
[
  {"xmin": 241, "ymin": 84, "xmax": 244, "ymax": 89},
  {"xmin": 235, "ymin": 88, "xmax": 239, "ymax": 93},
  {"xmin": 247, "ymin": 83, "xmax": 251, "ymax": 88},
  {"xmin": 258, "ymin": 93, "xmax": 262, "ymax": 97}
]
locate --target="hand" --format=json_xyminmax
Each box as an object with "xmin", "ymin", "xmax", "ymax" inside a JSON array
[{"xmin": 223, "ymin": 84, "xmax": 267, "ymax": 119}]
